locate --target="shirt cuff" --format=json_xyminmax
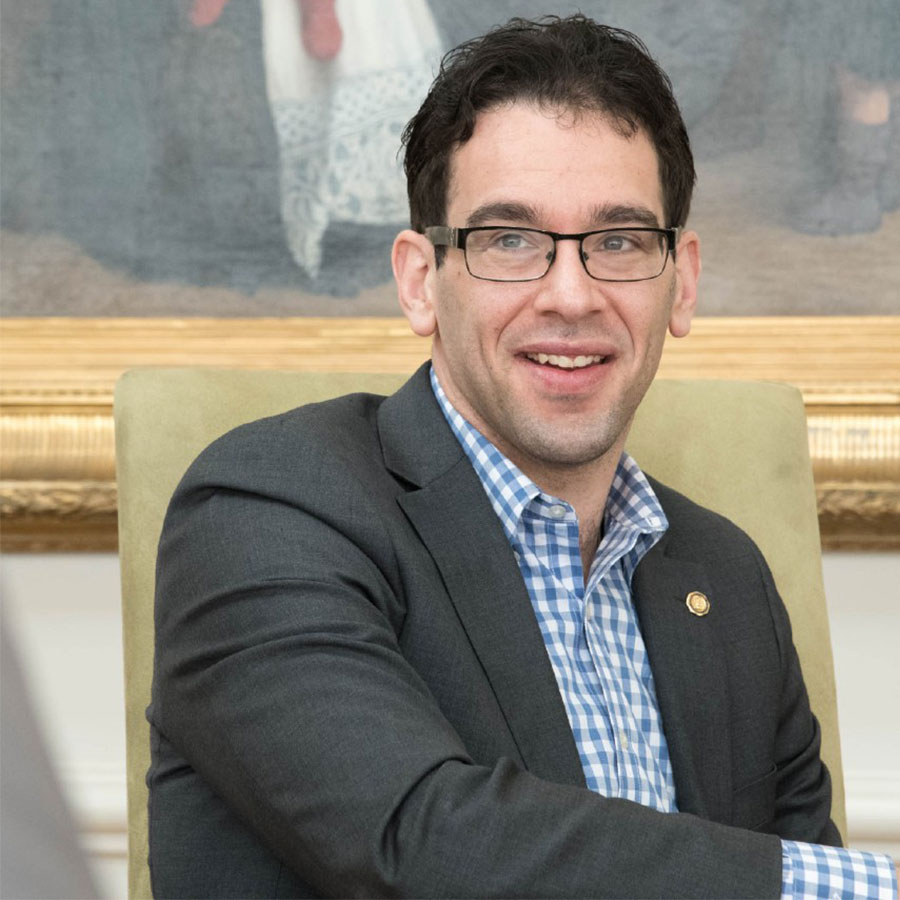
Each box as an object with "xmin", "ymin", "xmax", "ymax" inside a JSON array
[{"xmin": 781, "ymin": 838, "xmax": 897, "ymax": 899}]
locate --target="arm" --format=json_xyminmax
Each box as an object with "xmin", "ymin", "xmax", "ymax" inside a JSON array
[
  {"xmin": 755, "ymin": 546, "xmax": 841, "ymax": 846},
  {"xmin": 153, "ymin": 426, "xmax": 785, "ymax": 898}
]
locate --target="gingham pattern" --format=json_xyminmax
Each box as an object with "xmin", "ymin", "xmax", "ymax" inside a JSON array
[
  {"xmin": 781, "ymin": 840, "xmax": 896, "ymax": 899},
  {"xmin": 430, "ymin": 367, "xmax": 898, "ymax": 897},
  {"xmin": 431, "ymin": 367, "xmax": 675, "ymax": 809}
]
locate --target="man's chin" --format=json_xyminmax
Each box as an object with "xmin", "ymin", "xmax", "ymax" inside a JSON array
[{"xmin": 508, "ymin": 421, "xmax": 627, "ymax": 472}]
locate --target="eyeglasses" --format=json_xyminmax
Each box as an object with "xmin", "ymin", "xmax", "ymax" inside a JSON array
[{"xmin": 425, "ymin": 225, "xmax": 680, "ymax": 283}]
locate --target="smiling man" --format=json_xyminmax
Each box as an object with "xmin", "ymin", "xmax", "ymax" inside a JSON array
[
  {"xmin": 150, "ymin": 16, "xmax": 897, "ymax": 899},
  {"xmin": 394, "ymin": 99, "xmax": 699, "ymax": 579}
]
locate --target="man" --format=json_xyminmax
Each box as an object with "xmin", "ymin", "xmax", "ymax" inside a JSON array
[{"xmin": 150, "ymin": 16, "xmax": 897, "ymax": 898}]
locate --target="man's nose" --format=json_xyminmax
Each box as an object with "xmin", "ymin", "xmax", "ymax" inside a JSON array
[{"xmin": 532, "ymin": 239, "xmax": 606, "ymax": 320}]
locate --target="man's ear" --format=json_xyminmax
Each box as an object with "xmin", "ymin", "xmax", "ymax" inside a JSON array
[
  {"xmin": 669, "ymin": 229, "xmax": 701, "ymax": 338},
  {"xmin": 392, "ymin": 229, "xmax": 437, "ymax": 337}
]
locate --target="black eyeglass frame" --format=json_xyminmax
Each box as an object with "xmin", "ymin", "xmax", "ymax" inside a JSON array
[{"xmin": 424, "ymin": 224, "xmax": 681, "ymax": 283}]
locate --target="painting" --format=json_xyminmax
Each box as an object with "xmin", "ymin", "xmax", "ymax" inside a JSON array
[
  {"xmin": 2, "ymin": 1, "xmax": 898, "ymax": 552},
  {"xmin": 3, "ymin": 0, "xmax": 899, "ymax": 318}
]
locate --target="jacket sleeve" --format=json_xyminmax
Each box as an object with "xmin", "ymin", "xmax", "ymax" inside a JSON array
[
  {"xmin": 151, "ymin": 427, "xmax": 786, "ymax": 899},
  {"xmin": 755, "ymin": 546, "xmax": 842, "ymax": 847}
]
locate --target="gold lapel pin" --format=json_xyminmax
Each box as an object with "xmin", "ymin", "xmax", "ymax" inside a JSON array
[{"xmin": 685, "ymin": 591, "xmax": 711, "ymax": 617}]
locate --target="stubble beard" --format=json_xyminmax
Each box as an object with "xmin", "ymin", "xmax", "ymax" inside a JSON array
[{"xmin": 483, "ymin": 390, "xmax": 635, "ymax": 475}]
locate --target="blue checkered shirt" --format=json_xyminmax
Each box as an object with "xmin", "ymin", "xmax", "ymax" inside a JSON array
[{"xmin": 430, "ymin": 367, "xmax": 896, "ymax": 899}]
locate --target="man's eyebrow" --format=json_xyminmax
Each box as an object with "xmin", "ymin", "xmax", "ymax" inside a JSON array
[
  {"xmin": 589, "ymin": 204, "xmax": 661, "ymax": 228},
  {"xmin": 464, "ymin": 202, "xmax": 662, "ymax": 229},
  {"xmin": 465, "ymin": 202, "xmax": 541, "ymax": 227}
]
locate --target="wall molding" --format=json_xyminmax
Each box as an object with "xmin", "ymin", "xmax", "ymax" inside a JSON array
[
  {"xmin": 845, "ymin": 770, "xmax": 900, "ymax": 842},
  {"xmin": 61, "ymin": 763, "xmax": 127, "ymax": 834}
]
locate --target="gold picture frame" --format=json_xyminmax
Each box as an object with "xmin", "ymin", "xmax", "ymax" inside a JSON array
[{"xmin": 2, "ymin": 316, "xmax": 898, "ymax": 551}]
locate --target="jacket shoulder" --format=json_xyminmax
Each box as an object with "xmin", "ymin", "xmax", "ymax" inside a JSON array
[
  {"xmin": 646, "ymin": 474, "xmax": 762, "ymax": 563},
  {"xmin": 173, "ymin": 391, "xmax": 392, "ymax": 502},
  {"xmin": 198, "ymin": 391, "xmax": 385, "ymax": 464}
]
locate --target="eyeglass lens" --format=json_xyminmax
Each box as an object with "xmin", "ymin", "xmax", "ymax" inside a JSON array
[{"xmin": 464, "ymin": 228, "xmax": 668, "ymax": 282}]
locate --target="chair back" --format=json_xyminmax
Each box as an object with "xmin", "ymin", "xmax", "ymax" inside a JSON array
[{"xmin": 115, "ymin": 369, "xmax": 844, "ymax": 898}]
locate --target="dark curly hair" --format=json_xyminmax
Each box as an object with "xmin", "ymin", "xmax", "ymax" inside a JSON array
[{"xmin": 402, "ymin": 15, "xmax": 695, "ymax": 239}]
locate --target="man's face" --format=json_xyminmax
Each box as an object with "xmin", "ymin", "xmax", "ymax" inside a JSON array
[{"xmin": 395, "ymin": 102, "xmax": 700, "ymax": 483}]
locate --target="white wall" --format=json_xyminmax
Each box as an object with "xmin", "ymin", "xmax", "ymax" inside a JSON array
[
  {"xmin": 2, "ymin": 554, "xmax": 126, "ymax": 900},
  {"xmin": 822, "ymin": 553, "xmax": 900, "ymax": 864},
  {"xmin": 2, "ymin": 550, "xmax": 898, "ymax": 898}
]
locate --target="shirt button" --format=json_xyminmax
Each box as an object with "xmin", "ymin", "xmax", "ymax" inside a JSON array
[
  {"xmin": 547, "ymin": 504, "xmax": 567, "ymax": 519},
  {"xmin": 619, "ymin": 731, "xmax": 630, "ymax": 751}
]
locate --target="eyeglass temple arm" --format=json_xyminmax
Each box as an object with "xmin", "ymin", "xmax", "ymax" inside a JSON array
[
  {"xmin": 424, "ymin": 226, "xmax": 461, "ymax": 248},
  {"xmin": 670, "ymin": 226, "xmax": 683, "ymax": 260}
]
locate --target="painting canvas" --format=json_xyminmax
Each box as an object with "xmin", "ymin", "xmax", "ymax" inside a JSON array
[{"xmin": 2, "ymin": 0, "xmax": 898, "ymax": 317}]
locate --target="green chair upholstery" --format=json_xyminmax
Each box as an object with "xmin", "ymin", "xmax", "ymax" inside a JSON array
[{"xmin": 115, "ymin": 369, "xmax": 844, "ymax": 898}]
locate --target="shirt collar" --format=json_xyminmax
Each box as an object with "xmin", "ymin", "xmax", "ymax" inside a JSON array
[{"xmin": 429, "ymin": 365, "xmax": 668, "ymax": 547}]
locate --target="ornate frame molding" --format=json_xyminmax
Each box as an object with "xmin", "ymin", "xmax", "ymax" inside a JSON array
[{"xmin": 2, "ymin": 316, "xmax": 898, "ymax": 551}]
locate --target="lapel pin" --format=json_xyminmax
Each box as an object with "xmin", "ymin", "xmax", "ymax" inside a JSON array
[{"xmin": 685, "ymin": 591, "xmax": 710, "ymax": 617}]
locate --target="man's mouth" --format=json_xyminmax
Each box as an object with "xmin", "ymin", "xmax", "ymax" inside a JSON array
[{"xmin": 525, "ymin": 352, "xmax": 607, "ymax": 369}]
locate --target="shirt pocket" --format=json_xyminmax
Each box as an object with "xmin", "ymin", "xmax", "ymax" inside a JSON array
[{"xmin": 732, "ymin": 764, "xmax": 778, "ymax": 830}]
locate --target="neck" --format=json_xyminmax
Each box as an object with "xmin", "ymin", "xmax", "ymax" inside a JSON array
[{"xmin": 514, "ymin": 445, "xmax": 623, "ymax": 582}]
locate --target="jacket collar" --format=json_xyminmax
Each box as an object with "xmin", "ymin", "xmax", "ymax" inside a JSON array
[
  {"xmin": 377, "ymin": 364, "xmax": 464, "ymax": 487},
  {"xmin": 377, "ymin": 364, "xmax": 586, "ymax": 787}
]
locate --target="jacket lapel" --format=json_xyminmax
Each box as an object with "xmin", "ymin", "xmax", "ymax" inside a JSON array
[
  {"xmin": 632, "ymin": 537, "xmax": 733, "ymax": 824},
  {"xmin": 378, "ymin": 366, "xmax": 585, "ymax": 788}
]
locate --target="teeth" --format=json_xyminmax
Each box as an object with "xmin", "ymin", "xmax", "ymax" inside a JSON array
[{"xmin": 528, "ymin": 353, "xmax": 605, "ymax": 369}]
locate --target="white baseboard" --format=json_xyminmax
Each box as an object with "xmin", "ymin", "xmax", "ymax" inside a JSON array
[
  {"xmin": 62, "ymin": 763, "xmax": 127, "ymax": 853},
  {"xmin": 58, "ymin": 764, "xmax": 129, "ymax": 898},
  {"xmin": 845, "ymin": 769, "xmax": 900, "ymax": 842}
]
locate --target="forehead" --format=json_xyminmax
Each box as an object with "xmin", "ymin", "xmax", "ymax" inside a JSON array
[{"xmin": 445, "ymin": 102, "xmax": 664, "ymax": 226}]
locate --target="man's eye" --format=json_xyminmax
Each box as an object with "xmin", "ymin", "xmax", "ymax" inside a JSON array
[
  {"xmin": 488, "ymin": 230, "xmax": 536, "ymax": 251},
  {"xmin": 582, "ymin": 230, "xmax": 656, "ymax": 255},
  {"xmin": 599, "ymin": 232, "xmax": 636, "ymax": 252}
]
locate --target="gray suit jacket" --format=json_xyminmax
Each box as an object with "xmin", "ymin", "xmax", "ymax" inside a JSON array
[{"xmin": 149, "ymin": 364, "xmax": 839, "ymax": 899}]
